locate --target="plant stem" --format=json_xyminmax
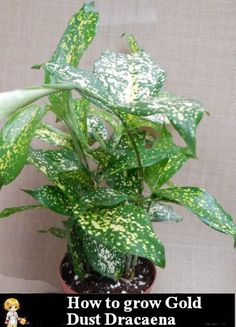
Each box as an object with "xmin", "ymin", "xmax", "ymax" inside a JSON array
[
  {"xmin": 115, "ymin": 113, "xmax": 144, "ymax": 196},
  {"xmin": 115, "ymin": 113, "xmax": 144, "ymax": 279},
  {"xmin": 125, "ymin": 254, "xmax": 132, "ymax": 278},
  {"xmin": 126, "ymin": 129, "xmax": 144, "ymax": 195},
  {"xmin": 130, "ymin": 255, "xmax": 138, "ymax": 279},
  {"xmin": 66, "ymin": 94, "xmax": 91, "ymax": 170}
]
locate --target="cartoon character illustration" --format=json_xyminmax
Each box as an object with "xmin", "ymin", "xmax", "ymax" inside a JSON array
[{"xmin": 4, "ymin": 298, "xmax": 27, "ymax": 327}]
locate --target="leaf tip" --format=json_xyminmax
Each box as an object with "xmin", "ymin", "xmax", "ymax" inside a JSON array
[
  {"xmin": 121, "ymin": 33, "xmax": 140, "ymax": 54},
  {"xmin": 38, "ymin": 230, "xmax": 47, "ymax": 234},
  {"xmin": 31, "ymin": 64, "xmax": 42, "ymax": 70},
  {"xmin": 83, "ymin": 1, "xmax": 97, "ymax": 13}
]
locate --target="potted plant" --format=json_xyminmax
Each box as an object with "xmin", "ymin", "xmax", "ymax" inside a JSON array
[{"xmin": 0, "ymin": 2, "xmax": 235, "ymax": 294}]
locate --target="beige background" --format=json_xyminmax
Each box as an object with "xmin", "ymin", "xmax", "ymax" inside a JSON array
[{"xmin": 0, "ymin": 0, "xmax": 235, "ymax": 293}]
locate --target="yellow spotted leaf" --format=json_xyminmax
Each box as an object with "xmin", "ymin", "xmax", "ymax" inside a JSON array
[
  {"xmin": 24, "ymin": 185, "xmax": 73, "ymax": 216},
  {"xmin": 0, "ymin": 105, "xmax": 46, "ymax": 185},
  {"xmin": 73, "ymin": 204, "xmax": 165, "ymax": 267},
  {"xmin": 155, "ymin": 187, "xmax": 236, "ymax": 240},
  {"xmin": 45, "ymin": 2, "xmax": 99, "ymax": 114},
  {"xmin": 34, "ymin": 123, "xmax": 73, "ymax": 149}
]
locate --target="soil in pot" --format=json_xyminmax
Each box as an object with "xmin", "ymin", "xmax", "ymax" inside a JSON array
[{"xmin": 61, "ymin": 255, "xmax": 156, "ymax": 294}]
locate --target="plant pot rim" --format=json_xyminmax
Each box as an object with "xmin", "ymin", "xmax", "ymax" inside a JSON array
[{"xmin": 59, "ymin": 254, "xmax": 157, "ymax": 294}]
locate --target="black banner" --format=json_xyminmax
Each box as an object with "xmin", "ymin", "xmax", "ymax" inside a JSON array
[{"xmin": 0, "ymin": 294, "xmax": 234, "ymax": 327}]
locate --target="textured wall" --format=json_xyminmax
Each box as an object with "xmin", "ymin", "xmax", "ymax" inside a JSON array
[{"xmin": 0, "ymin": 0, "xmax": 235, "ymax": 292}]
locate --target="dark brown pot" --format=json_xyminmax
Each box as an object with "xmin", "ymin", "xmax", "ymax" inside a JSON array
[{"xmin": 59, "ymin": 254, "xmax": 158, "ymax": 294}]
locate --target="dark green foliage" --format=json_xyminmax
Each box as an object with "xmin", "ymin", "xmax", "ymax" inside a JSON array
[{"xmin": 0, "ymin": 2, "xmax": 234, "ymax": 284}]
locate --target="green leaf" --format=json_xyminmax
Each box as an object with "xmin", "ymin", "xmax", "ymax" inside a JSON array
[
  {"xmin": 44, "ymin": 63, "xmax": 203, "ymax": 157},
  {"xmin": 87, "ymin": 149, "xmax": 111, "ymax": 172},
  {"xmin": 148, "ymin": 202, "xmax": 183, "ymax": 222},
  {"xmin": 156, "ymin": 151, "xmax": 188, "ymax": 188},
  {"xmin": 117, "ymin": 130, "xmax": 146, "ymax": 150},
  {"xmin": 23, "ymin": 185, "xmax": 73, "ymax": 216},
  {"xmin": 62, "ymin": 96, "xmax": 108, "ymax": 161},
  {"xmin": 72, "ymin": 98, "xmax": 89, "ymax": 146},
  {"xmin": 66, "ymin": 222, "xmax": 86, "ymax": 279},
  {"xmin": 145, "ymin": 127, "xmax": 189, "ymax": 190},
  {"xmin": 79, "ymin": 189, "xmax": 128, "ymax": 210},
  {"xmin": 116, "ymin": 93, "xmax": 204, "ymax": 155},
  {"xmin": 87, "ymin": 113, "xmax": 108, "ymax": 144},
  {"xmin": 154, "ymin": 187, "xmax": 236, "ymax": 240},
  {"xmin": 48, "ymin": 227, "xmax": 66, "ymax": 238},
  {"xmin": 120, "ymin": 113, "xmax": 167, "ymax": 133},
  {"xmin": 57, "ymin": 169, "xmax": 94, "ymax": 195},
  {"xmin": 0, "ymin": 205, "xmax": 44, "ymax": 218},
  {"xmin": 107, "ymin": 169, "xmax": 140, "ymax": 196},
  {"xmin": 94, "ymin": 48, "xmax": 166, "ymax": 103},
  {"xmin": 34, "ymin": 123, "xmax": 73, "ymax": 149},
  {"xmin": 145, "ymin": 159, "xmax": 168, "ymax": 190},
  {"xmin": 81, "ymin": 232, "xmax": 125, "ymax": 279},
  {"xmin": 106, "ymin": 143, "xmax": 178, "ymax": 176},
  {"xmin": 106, "ymin": 132, "xmax": 145, "ymax": 195},
  {"xmin": 0, "ymin": 87, "xmax": 56, "ymax": 120},
  {"xmin": 28, "ymin": 148, "xmax": 82, "ymax": 175},
  {"xmin": 28, "ymin": 149, "xmax": 94, "ymax": 197},
  {"xmin": 44, "ymin": 63, "xmax": 109, "ymax": 105},
  {"xmin": 0, "ymin": 105, "xmax": 46, "ymax": 186},
  {"xmin": 122, "ymin": 33, "xmax": 140, "ymax": 54},
  {"xmin": 90, "ymin": 107, "xmax": 123, "ymax": 147},
  {"xmin": 45, "ymin": 2, "xmax": 99, "ymax": 110},
  {"xmin": 73, "ymin": 204, "xmax": 165, "ymax": 267},
  {"xmin": 49, "ymin": 2, "xmax": 99, "ymax": 67}
]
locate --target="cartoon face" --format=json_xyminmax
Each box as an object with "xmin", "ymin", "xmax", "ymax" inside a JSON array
[
  {"xmin": 4, "ymin": 298, "xmax": 20, "ymax": 312},
  {"xmin": 9, "ymin": 305, "xmax": 17, "ymax": 312}
]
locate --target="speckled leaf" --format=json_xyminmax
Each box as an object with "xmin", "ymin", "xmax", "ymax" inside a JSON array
[
  {"xmin": 145, "ymin": 127, "xmax": 189, "ymax": 190},
  {"xmin": 107, "ymin": 143, "xmax": 178, "ymax": 176},
  {"xmin": 72, "ymin": 98, "xmax": 89, "ymax": 145},
  {"xmin": 156, "ymin": 151, "xmax": 188, "ymax": 188},
  {"xmin": 155, "ymin": 187, "xmax": 236, "ymax": 239},
  {"xmin": 66, "ymin": 224, "xmax": 86, "ymax": 279},
  {"xmin": 144, "ymin": 113, "xmax": 169, "ymax": 126},
  {"xmin": 45, "ymin": 2, "xmax": 99, "ymax": 110},
  {"xmin": 123, "ymin": 33, "xmax": 140, "ymax": 54},
  {"xmin": 28, "ymin": 149, "xmax": 93, "ymax": 197},
  {"xmin": 116, "ymin": 93, "xmax": 204, "ymax": 155},
  {"xmin": 90, "ymin": 107, "xmax": 123, "ymax": 148},
  {"xmin": 23, "ymin": 185, "xmax": 73, "ymax": 216},
  {"xmin": 107, "ymin": 133, "xmax": 145, "ymax": 195},
  {"xmin": 0, "ymin": 87, "xmax": 56, "ymax": 120},
  {"xmin": 34, "ymin": 123, "xmax": 73, "ymax": 149},
  {"xmin": 79, "ymin": 189, "xmax": 128, "ymax": 210},
  {"xmin": 28, "ymin": 148, "xmax": 81, "ymax": 176},
  {"xmin": 107, "ymin": 169, "xmax": 140, "ymax": 196},
  {"xmin": 57, "ymin": 169, "xmax": 94, "ymax": 195},
  {"xmin": 94, "ymin": 48, "xmax": 166, "ymax": 103},
  {"xmin": 0, "ymin": 205, "xmax": 44, "ymax": 218},
  {"xmin": 87, "ymin": 148, "xmax": 111, "ymax": 168},
  {"xmin": 148, "ymin": 202, "xmax": 183, "ymax": 222},
  {"xmin": 48, "ymin": 227, "xmax": 66, "ymax": 238},
  {"xmin": 117, "ymin": 130, "xmax": 146, "ymax": 150},
  {"xmin": 49, "ymin": 2, "xmax": 98, "ymax": 67},
  {"xmin": 0, "ymin": 105, "xmax": 46, "ymax": 186},
  {"xmin": 43, "ymin": 63, "xmax": 110, "ymax": 105},
  {"xmin": 122, "ymin": 113, "xmax": 167, "ymax": 132},
  {"xmin": 87, "ymin": 113, "xmax": 108, "ymax": 143},
  {"xmin": 81, "ymin": 232, "xmax": 125, "ymax": 279},
  {"xmin": 144, "ymin": 159, "xmax": 168, "ymax": 191},
  {"xmin": 73, "ymin": 204, "xmax": 165, "ymax": 267},
  {"xmin": 90, "ymin": 107, "xmax": 121, "ymax": 135},
  {"xmin": 44, "ymin": 63, "xmax": 203, "ymax": 156}
]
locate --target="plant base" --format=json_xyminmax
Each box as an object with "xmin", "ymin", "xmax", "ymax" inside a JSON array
[{"xmin": 60, "ymin": 254, "xmax": 157, "ymax": 294}]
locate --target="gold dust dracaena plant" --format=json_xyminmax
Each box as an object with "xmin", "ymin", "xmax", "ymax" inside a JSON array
[{"xmin": 0, "ymin": 2, "xmax": 235, "ymax": 281}]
